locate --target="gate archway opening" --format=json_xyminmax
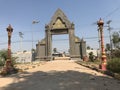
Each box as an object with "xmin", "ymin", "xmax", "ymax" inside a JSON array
[{"xmin": 52, "ymin": 34, "xmax": 69, "ymax": 55}]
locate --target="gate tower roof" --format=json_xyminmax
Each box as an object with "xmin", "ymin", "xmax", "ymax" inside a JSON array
[{"xmin": 47, "ymin": 8, "xmax": 72, "ymax": 29}]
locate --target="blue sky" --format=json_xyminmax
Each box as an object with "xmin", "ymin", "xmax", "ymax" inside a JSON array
[{"xmin": 0, "ymin": 0, "xmax": 120, "ymax": 52}]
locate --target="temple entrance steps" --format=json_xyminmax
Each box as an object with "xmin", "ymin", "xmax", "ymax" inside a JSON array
[{"xmin": 53, "ymin": 57, "xmax": 71, "ymax": 60}]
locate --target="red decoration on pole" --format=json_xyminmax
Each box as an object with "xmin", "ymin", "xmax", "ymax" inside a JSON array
[{"xmin": 97, "ymin": 18, "xmax": 107, "ymax": 71}]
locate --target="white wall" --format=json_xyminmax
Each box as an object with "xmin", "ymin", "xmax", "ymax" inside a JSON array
[
  {"xmin": 12, "ymin": 51, "xmax": 32, "ymax": 63},
  {"xmin": 86, "ymin": 50, "xmax": 100, "ymax": 57}
]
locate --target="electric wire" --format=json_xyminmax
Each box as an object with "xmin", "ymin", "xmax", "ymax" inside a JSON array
[{"xmin": 103, "ymin": 6, "xmax": 120, "ymax": 19}]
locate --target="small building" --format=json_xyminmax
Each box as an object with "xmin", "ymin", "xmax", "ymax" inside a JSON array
[{"xmin": 12, "ymin": 51, "xmax": 32, "ymax": 63}]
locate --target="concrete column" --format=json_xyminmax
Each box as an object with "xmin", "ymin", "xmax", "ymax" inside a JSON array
[
  {"xmin": 69, "ymin": 24, "xmax": 76, "ymax": 58},
  {"xmin": 45, "ymin": 30, "xmax": 48, "ymax": 56},
  {"xmin": 48, "ymin": 31, "xmax": 52, "ymax": 56},
  {"xmin": 45, "ymin": 28, "xmax": 52, "ymax": 57},
  {"xmin": 80, "ymin": 40, "xmax": 86, "ymax": 59}
]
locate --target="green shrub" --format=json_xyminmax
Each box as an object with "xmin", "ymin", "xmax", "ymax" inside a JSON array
[
  {"xmin": 107, "ymin": 58, "xmax": 120, "ymax": 73},
  {"xmin": 0, "ymin": 59, "xmax": 5, "ymax": 66},
  {"xmin": 112, "ymin": 49, "xmax": 120, "ymax": 58},
  {"xmin": 0, "ymin": 49, "xmax": 17, "ymax": 66},
  {"xmin": 89, "ymin": 52, "xmax": 94, "ymax": 62}
]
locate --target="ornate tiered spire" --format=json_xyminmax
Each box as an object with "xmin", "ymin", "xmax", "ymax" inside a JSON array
[{"xmin": 48, "ymin": 8, "xmax": 71, "ymax": 29}]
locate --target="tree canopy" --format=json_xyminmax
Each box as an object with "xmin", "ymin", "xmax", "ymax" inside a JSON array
[{"xmin": 112, "ymin": 32, "xmax": 120, "ymax": 49}]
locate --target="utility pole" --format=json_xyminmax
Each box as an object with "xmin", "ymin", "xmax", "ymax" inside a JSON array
[
  {"xmin": 19, "ymin": 32, "xmax": 24, "ymax": 52},
  {"xmin": 19, "ymin": 32, "xmax": 24, "ymax": 63},
  {"xmin": 106, "ymin": 20, "xmax": 112, "ymax": 60}
]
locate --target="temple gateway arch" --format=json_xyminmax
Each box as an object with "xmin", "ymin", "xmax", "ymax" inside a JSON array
[{"xmin": 36, "ymin": 9, "xmax": 86, "ymax": 60}]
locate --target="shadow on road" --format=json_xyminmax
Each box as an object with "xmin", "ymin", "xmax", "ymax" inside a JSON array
[{"xmin": 1, "ymin": 70, "xmax": 120, "ymax": 90}]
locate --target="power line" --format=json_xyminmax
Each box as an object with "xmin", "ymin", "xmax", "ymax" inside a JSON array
[
  {"xmin": 0, "ymin": 30, "xmax": 41, "ymax": 37},
  {"xmin": 103, "ymin": 6, "xmax": 120, "ymax": 19},
  {"xmin": 0, "ymin": 40, "xmax": 38, "ymax": 45},
  {"xmin": 0, "ymin": 35, "xmax": 110, "ymax": 45}
]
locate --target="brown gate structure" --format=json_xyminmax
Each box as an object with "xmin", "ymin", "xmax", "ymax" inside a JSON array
[{"xmin": 36, "ymin": 9, "xmax": 86, "ymax": 60}]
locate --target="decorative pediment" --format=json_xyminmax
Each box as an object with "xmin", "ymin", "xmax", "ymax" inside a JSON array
[
  {"xmin": 52, "ymin": 18, "xmax": 66, "ymax": 29},
  {"xmin": 48, "ymin": 8, "xmax": 72, "ymax": 29}
]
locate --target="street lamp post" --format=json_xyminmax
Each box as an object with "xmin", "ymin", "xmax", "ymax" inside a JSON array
[
  {"xmin": 97, "ymin": 18, "xmax": 107, "ymax": 71},
  {"xmin": 31, "ymin": 20, "xmax": 39, "ymax": 61},
  {"xmin": 32, "ymin": 20, "xmax": 39, "ymax": 51}
]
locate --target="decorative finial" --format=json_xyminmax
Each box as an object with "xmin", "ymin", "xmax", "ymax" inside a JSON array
[{"xmin": 97, "ymin": 18, "xmax": 104, "ymax": 26}]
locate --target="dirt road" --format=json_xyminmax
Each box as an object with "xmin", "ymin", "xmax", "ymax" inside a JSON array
[{"xmin": 0, "ymin": 60, "xmax": 120, "ymax": 90}]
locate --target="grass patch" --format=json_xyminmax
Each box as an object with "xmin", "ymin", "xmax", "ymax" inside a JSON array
[{"xmin": 107, "ymin": 58, "xmax": 120, "ymax": 73}]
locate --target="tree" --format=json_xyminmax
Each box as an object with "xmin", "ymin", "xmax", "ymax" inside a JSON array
[
  {"xmin": 0, "ymin": 49, "xmax": 8, "ymax": 61},
  {"xmin": 106, "ymin": 43, "xmax": 110, "ymax": 51},
  {"xmin": 87, "ymin": 46, "xmax": 91, "ymax": 50},
  {"xmin": 0, "ymin": 49, "xmax": 8, "ymax": 66},
  {"xmin": 0, "ymin": 49, "xmax": 17, "ymax": 66},
  {"xmin": 89, "ymin": 52, "xmax": 94, "ymax": 62},
  {"xmin": 112, "ymin": 32, "xmax": 120, "ymax": 49},
  {"xmin": 53, "ymin": 48, "xmax": 57, "ymax": 53},
  {"xmin": 112, "ymin": 49, "xmax": 120, "ymax": 58}
]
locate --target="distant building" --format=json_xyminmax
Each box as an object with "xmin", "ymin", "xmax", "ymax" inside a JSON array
[
  {"xmin": 86, "ymin": 49, "xmax": 100, "ymax": 57},
  {"xmin": 12, "ymin": 51, "xmax": 32, "ymax": 63}
]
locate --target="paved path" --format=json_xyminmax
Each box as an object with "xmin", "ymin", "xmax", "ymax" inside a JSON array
[{"xmin": 0, "ymin": 60, "xmax": 120, "ymax": 90}]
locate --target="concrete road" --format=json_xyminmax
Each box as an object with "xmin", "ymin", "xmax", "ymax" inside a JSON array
[{"xmin": 0, "ymin": 60, "xmax": 120, "ymax": 90}]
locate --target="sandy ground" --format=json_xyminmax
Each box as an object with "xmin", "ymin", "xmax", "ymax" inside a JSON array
[{"xmin": 0, "ymin": 60, "xmax": 120, "ymax": 90}]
